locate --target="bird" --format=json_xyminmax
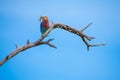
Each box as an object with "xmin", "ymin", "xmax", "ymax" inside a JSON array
[{"xmin": 39, "ymin": 16, "xmax": 50, "ymax": 34}]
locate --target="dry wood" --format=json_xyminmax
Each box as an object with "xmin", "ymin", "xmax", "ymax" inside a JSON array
[{"xmin": 0, "ymin": 23, "xmax": 105, "ymax": 66}]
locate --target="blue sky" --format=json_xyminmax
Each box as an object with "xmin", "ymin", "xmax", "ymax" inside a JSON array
[{"xmin": 0, "ymin": 0, "xmax": 120, "ymax": 80}]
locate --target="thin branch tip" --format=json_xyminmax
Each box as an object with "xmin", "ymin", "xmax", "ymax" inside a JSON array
[
  {"xmin": 47, "ymin": 43, "xmax": 56, "ymax": 48},
  {"xmin": 15, "ymin": 44, "xmax": 18, "ymax": 49},
  {"xmin": 47, "ymin": 39, "xmax": 54, "ymax": 42},
  {"xmin": 80, "ymin": 22, "xmax": 93, "ymax": 32},
  {"xmin": 27, "ymin": 40, "xmax": 30, "ymax": 45}
]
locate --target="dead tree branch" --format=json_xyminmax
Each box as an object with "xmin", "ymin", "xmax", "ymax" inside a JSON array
[
  {"xmin": 53, "ymin": 23, "xmax": 105, "ymax": 50},
  {"xmin": 0, "ymin": 23, "xmax": 105, "ymax": 66},
  {"xmin": 0, "ymin": 25, "xmax": 55, "ymax": 66}
]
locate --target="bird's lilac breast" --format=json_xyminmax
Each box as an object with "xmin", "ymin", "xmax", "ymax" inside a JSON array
[{"xmin": 41, "ymin": 21, "xmax": 49, "ymax": 28}]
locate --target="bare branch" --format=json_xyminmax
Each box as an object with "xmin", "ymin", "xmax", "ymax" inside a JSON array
[
  {"xmin": 53, "ymin": 23, "xmax": 105, "ymax": 50},
  {"xmin": 0, "ymin": 22, "xmax": 105, "ymax": 66},
  {"xmin": 53, "ymin": 24, "xmax": 95, "ymax": 41},
  {"xmin": 0, "ymin": 24, "xmax": 55, "ymax": 66}
]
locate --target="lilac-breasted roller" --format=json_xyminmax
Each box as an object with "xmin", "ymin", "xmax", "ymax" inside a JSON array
[{"xmin": 39, "ymin": 16, "xmax": 50, "ymax": 34}]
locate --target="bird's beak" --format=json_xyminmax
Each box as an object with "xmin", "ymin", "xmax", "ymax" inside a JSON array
[{"xmin": 39, "ymin": 16, "xmax": 42, "ymax": 22}]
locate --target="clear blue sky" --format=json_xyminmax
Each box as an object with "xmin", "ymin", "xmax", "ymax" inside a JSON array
[{"xmin": 0, "ymin": 0, "xmax": 120, "ymax": 80}]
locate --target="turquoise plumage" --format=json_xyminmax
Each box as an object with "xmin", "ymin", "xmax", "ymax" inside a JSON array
[{"xmin": 40, "ymin": 16, "xmax": 50, "ymax": 34}]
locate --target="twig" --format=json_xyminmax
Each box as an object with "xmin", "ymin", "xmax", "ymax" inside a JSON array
[
  {"xmin": 80, "ymin": 22, "xmax": 93, "ymax": 32},
  {"xmin": 15, "ymin": 44, "xmax": 18, "ymax": 49},
  {"xmin": 27, "ymin": 40, "xmax": 30, "ymax": 45},
  {"xmin": 41, "ymin": 39, "xmax": 56, "ymax": 48}
]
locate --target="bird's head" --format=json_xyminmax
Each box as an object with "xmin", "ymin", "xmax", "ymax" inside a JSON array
[{"xmin": 39, "ymin": 16, "xmax": 49, "ymax": 22}]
